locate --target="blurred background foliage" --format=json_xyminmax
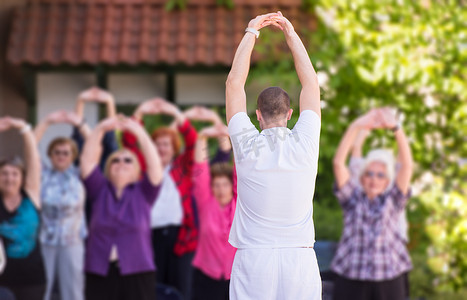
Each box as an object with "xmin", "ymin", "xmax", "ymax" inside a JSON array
[{"xmin": 244, "ymin": 0, "xmax": 466, "ymax": 297}]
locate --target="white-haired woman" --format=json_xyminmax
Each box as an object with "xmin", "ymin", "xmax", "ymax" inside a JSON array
[{"xmin": 331, "ymin": 108, "xmax": 413, "ymax": 300}]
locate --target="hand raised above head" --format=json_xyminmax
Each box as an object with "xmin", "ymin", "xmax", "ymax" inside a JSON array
[
  {"xmin": 269, "ymin": 11, "xmax": 295, "ymax": 34},
  {"xmin": 154, "ymin": 98, "xmax": 180, "ymax": 116},
  {"xmin": 379, "ymin": 107, "xmax": 399, "ymax": 129},
  {"xmin": 119, "ymin": 115, "xmax": 146, "ymax": 135},
  {"xmin": 93, "ymin": 87, "xmax": 114, "ymax": 103},
  {"xmin": 78, "ymin": 87, "xmax": 98, "ymax": 102},
  {"xmin": 248, "ymin": 12, "xmax": 281, "ymax": 31},
  {"xmin": 0, "ymin": 116, "xmax": 27, "ymax": 131},
  {"xmin": 199, "ymin": 124, "xmax": 229, "ymax": 138},
  {"xmin": 63, "ymin": 111, "xmax": 83, "ymax": 126},
  {"xmin": 184, "ymin": 106, "xmax": 221, "ymax": 123},
  {"xmin": 46, "ymin": 110, "xmax": 68, "ymax": 124},
  {"xmin": 97, "ymin": 116, "xmax": 122, "ymax": 132}
]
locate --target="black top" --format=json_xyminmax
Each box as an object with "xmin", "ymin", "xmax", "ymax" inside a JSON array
[{"xmin": 0, "ymin": 194, "xmax": 45, "ymax": 286}]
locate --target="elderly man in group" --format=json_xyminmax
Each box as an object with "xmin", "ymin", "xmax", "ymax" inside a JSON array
[{"xmin": 226, "ymin": 12, "xmax": 322, "ymax": 300}]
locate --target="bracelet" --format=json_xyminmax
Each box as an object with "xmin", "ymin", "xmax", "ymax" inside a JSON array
[
  {"xmin": 390, "ymin": 125, "xmax": 400, "ymax": 133},
  {"xmin": 20, "ymin": 124, "xmax": 31, "ymax": 135},
  {"xmin": 245, "ymin": 27, "xmax": 260, "ymax": 38}
]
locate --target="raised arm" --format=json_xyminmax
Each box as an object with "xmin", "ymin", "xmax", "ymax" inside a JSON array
[
  {"xmin": 333, "ymin": 109, "xmax": 382, "ymax": 188},
  {"xmin": 380, "ymin": 109, "xmax": 413, "ymax": 195},
  {"xmin": 225, "ymin": 13, "xmax": 279, "ymax": 124},
  {"xmin": 134, "ymin": 98, "xmax": 186, "ymax": 126},
  {"xmin": 272, "ymin": 12, "xmax": 320, "ymax": 117},
  {"xmin": 120, "ymin": 117, "xmax": 163, "ymax": 185},
  {"xmin": 194, "ymin": 125, "xmax": 230, "ymax": 163},
  {"xmin": 34, "ymin": 110, "xmax": 66, "ymax": 143},
  {"xmin": 35, "ymin": 110, "xmax": 91, "ymax": 144},
  {"xmin": 80, "ymin": 117, "xmax": 119, "ymax": 179},
  {"xmin": 351, "ymin": 129, "xmax": 370, "ymax": 158},
  {"xmin": 0, "ymin": 117, "xmax": 41, "ymax": 208},
  {"xmin": 184, "ymin": 106, "xmax": 231, "ymax": 154},
  {"xmin": 76, "ymin": 87, "xmax": 117, "ymax": 120}
]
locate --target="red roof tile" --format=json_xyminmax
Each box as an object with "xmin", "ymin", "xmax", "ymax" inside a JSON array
[{"xmin": 7, "ymin": 0, "xmax": 317, "ymax": 66}]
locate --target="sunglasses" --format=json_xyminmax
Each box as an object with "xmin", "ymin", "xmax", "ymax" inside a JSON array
[
  {"xmin": 110, "ymin": 157, "xmax": 133, "ymax": 164},
  {"xmin": 52, "ymin": 150, "xmax": 71, "ymax": 157},
  {"xmin": 364, "ymin": 171, "xmax": 387, "ymax": 179}
]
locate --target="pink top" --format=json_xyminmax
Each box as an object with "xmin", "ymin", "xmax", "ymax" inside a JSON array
[{"xmin": 191, "ymin": 161, "xmax": 237, "ymax": 280}]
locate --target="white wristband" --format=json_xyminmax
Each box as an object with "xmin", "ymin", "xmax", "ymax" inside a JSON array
[
  {"xmin": 20, "ymin": 124, "xmax": 31, "ymax": 135},
  {"xmin": 245, "ymin": 27, "xmax": 260, "ymax": 38}
]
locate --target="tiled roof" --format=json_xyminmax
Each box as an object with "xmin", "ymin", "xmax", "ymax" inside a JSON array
[{"xmin": 7, "ymin": 0, "xmax": 317, "ymax": 66}]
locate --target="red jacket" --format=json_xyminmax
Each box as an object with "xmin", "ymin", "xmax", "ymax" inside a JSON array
[{"xmin": 122, "ymin": 119, "xmax": 198, "ymax": 255}]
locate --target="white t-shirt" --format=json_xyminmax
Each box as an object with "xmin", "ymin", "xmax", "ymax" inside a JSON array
[
  {"xmin": 150, "ymin": 165, "xmax": 183, "ymax": 228},
  {"xmin": 228, "ymin": 110, "xmax": 321, "ymax": 249}
]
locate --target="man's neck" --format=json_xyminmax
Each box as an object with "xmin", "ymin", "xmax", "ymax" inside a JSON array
[{"xmin": 260, "ymin": 121, "xmax": 288, "ymax": 130}]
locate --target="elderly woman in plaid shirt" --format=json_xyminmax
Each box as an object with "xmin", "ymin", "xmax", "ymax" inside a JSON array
[{"xmin": 332, "ymin": 108, "xmax": 413, "ymax": 300}]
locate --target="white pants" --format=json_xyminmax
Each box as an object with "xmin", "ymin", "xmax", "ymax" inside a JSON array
[
  {"xmin": 41, "ymin": 242, "xmax": 84, "ymax": 300},
  {"xmin": 230, "ymin": 248, "xmax": 322, "ymax": 300}
]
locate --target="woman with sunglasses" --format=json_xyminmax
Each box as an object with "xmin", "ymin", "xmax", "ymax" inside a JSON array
[
  {"xmin": 0, "ymin": 116, "xmax": 45, "ymax": 300},
  {"xmin": 81, "ymin": 116, "xmax": 163, "ymax": 300},
  {"xmin": 33, "ymin": 110, "xmax": 91, "ymax": 300},
  {"xmin": 191, "ymin": 124, "xmax": 237, "ymax": 300},
  {"xmin": 331, "ymin": 108, "xmax": 413, "ymax": 300}
]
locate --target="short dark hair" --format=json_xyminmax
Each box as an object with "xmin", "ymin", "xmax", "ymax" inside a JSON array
[
  {"xmin": 210, "ymin": 162, "xmax": 233, "ymax": 184},
  {"xmin": 257, "ymin": 87, "xmax": 290, "ymax": 121}
]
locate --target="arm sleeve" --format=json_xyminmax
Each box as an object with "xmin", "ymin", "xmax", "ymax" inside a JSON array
[
  {"xmin": 139, "ymin": 173, "xmax": 161, "ymax": 206},
  {"xmin": 210, "ymin": 148, "xmax": 232, "ymax": 165},
  {"xmin": 192, "ymin": 161, "xmax": 212, "ymax": 210},
  {"xmin": 71, "ymin": 126, "xmax": 84, "ymax": 167},
  {"xmin": 388, "ymin": 183, "xmax": 411, "ymax": 213},
  {"xmin": 173, "ymin": 119, "xmax": 197, "ymax": 177},
  {"xmin": 292, "ymin": 110, "xmax": 321, "ymax": 156},
  {"xmin": 227, "ymin": 112, "xmax": 258, "ymax": 164},
  {"xmin": 82, "ymin": 166, "xmax": 108, "ymax": 202},
  {"xmin": 333, "ymin": 181, "xmax": 357, "ymax": 210}
]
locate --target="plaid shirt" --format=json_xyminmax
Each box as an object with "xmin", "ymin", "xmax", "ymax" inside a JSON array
[{"xmin": 331, "ymin": 181, "xmax": 412, "ymax": 281}]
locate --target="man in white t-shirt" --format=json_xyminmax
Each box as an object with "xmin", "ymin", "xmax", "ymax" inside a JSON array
[{"xmin": 226, "ymin": 12, "xmax": 322, "ymax": 300}]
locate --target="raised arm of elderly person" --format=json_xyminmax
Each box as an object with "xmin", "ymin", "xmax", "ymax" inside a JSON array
[
  {"xmin": 34, "ymin": 110, "xmax": 91, "ymax": 143},
  {"xmin": 184, "ymin": 106, "xmax": 232, "ymax": 162},
  {"xmin": 379, "ymin": 108, "xmax": 413, "ymax": 195},
  {"xmin": 81, "ymin": 116, "xmax": 163, "ymax": 186},
  {"xmin": 333, "ymin": 109, "xmax": 384, "ymax": 189},
  {"xmin": 0, "ymin": 117, "xmax": 41, "ymax": 208}
]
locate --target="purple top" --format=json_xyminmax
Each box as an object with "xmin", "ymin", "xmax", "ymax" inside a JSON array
[{"xmin": 83, "ymin": 167, "xmax": 161, "ymax": 276}]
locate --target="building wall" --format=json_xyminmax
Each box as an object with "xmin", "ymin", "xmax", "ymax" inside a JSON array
[
  {"xmin": 108, "ymin": 73, "xmax": 166, "ymax": 105},
  {"xmin": 36, "ymin": 73, "xmax": 97, "ymax": 163},
  {"xmin": 0, "ymin": 0, "xmax": 29, "ymax": 158},
  {"xmin": 175, "ymin": 73, "xmax": 227, "ymax": 106}
]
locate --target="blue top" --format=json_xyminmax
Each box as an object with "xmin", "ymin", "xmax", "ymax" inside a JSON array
[
  {"xmin": 0, "ymin": 193, "xmax": 45, "ymax": 286},
  {"xmin": 40, "ymin": 164, "xmax": 87, "ymax": 246}
]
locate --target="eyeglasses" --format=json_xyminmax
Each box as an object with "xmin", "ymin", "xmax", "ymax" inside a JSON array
[
  {"xmin": 52, "ymin": 150, "xmax": 71, "ymax": 157},
  {"xmin": 364, "ymin": 171, "xmax": 387, "ymax": 179},
  {"xmin": 110, "ymin": 157, "xmax": 133, "ymax": 164}
]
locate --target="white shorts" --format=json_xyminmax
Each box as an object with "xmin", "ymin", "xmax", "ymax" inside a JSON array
[{"xmin": 230, "ymin": 247, "xmax": 322, "ymax": 300}]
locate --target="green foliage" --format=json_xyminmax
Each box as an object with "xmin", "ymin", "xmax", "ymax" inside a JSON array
[{"xmin": 247, "ymin": 0, "xmax": 466, "ymax": 293}]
